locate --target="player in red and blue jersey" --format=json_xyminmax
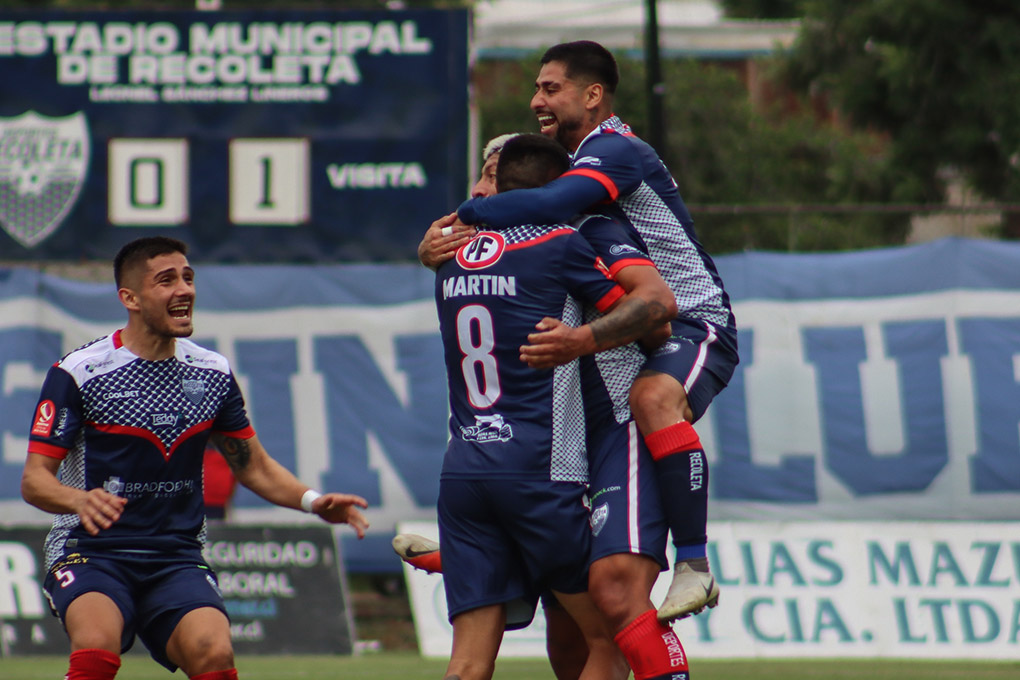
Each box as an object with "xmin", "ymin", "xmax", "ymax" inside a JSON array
[
  {"xmin": 457, "ymin": 42, "xmax": 738, "ymax": 630},
  {"xmin": 21, "ymin": 237, "xmax": 369, "ymax": 680},
  {"xmin": 435, "ymin": 134, "xmax": 677, "ymax": 680}
]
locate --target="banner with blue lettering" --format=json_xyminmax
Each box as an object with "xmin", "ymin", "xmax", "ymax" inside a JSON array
[
  {"xmin": 0, "ymin": 9, "xmax": 468, "ymax": 261},
  {"xmin": 1, "ymin": 238, "xmax": 1019, "ymax": 571}
]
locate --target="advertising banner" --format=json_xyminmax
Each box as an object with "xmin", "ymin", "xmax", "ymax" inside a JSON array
[
  {"xmin": 401, "ymin": 520, "xmax": 1020, "ymax": 660},
  {"xmin": 0, "ymin": 525, "xmax": 353, "ymax": 657},
  {"xmin": 1, "ymin": 238, "xmax": 1019, "ymax": 573},
  {"xmin": 0, "ymin": 9, "xmax": 469, "ymax": 261}
]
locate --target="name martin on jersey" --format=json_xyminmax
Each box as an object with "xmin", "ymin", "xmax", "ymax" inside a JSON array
[{"xmin": 441, "ymin": 274, "xmax": 516, "ymax": 299}]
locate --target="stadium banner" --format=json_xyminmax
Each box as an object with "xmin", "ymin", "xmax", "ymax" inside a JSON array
[
  {"xmin": 0, "ymin": 525, "xmax": 354, "ymax": 657},
  {"xmin": 400, "ymin": 519, "xmax": 1020, "ymax": 660},
  {"xmin": 1, "ymin": 238, "xmax": 1020, "ymax": 573},
  {"xmin": 0, "ymin": 8, "xmax": 469, "ymax": 261}
]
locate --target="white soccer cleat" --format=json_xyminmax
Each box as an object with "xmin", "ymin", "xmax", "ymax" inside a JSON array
[
  {"xmin": 392, "ymin": 533, "xmax": 442, "ymax": 574},
  {"xmin": 657, "ymin": 561, "xmax": 720, "ymax": 623}
]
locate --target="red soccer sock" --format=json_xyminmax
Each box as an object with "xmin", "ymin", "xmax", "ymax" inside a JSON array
[
  {"xmin": 645, "ymin": 421, "xmax": 702, "ymax": 462},
  {"xmin": 190, "ymin": 670, "xmax": 239, "ymax": 680},
  {"xmin": 614, "ymin": 609, "xmax": 690, "ymax": 680},
  {"xmin": 66, "ymin": 648, "xmax": 121, "ymax": 680}
]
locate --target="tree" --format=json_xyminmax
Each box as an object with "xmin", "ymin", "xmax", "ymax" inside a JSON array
[{"xmin": 780, "ymin": 0, "xmax": 1020, "ymax": 236}]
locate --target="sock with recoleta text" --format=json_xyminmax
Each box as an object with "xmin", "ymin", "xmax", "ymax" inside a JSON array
[{"xmin": 645, "ymin": 421, "xmax": 709, "ymax": 563}]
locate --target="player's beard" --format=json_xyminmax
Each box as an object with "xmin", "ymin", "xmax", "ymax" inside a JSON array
[
  {"xmin": 141, "ymin": 305, "xmax": 193, "ymax": 339},
  {"xmin": 554, "ymin": 116, "xmax": 585, "ymax": 152}
]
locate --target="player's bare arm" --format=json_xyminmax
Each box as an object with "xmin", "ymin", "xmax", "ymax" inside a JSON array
[
  {"xmin": 211, "ymin": 431, "xmax": 369, "ymax": 537},
  {"xmin": 21, "ymin": 453, "xmax": 126, "ymax": 535},
  {"xmin": 418, "ymin": 212, "xmax": 477, "ymax": 270},
  {"xmin": 521, "ymin": 265, "xmax": 676, "ymax": 369}
]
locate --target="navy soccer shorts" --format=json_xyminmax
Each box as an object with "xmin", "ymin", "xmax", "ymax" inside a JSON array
[
  {"xmin": 642, "ymin": 318, "xmax": 738, "ymax": 422},
  {"xmin": 438, "ymin": 477, "xmax": 591, "ymax": 629},
  {"xmin": 44, "ymin": 549, "xmax": 227, "ymax": 671},
  {"xmin": 587, "ymin": 419, "xmax": 669, "ymax": 570}
]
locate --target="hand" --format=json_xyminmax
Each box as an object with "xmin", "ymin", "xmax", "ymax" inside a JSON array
[
  {"xmin": 520, "ymin": 318, "xmax": 595, "ymax": 369},
  {"xmin": 74, "ymin": 488, "xmax": 127, "ymax": 536},
  {"xmin": 311, "ymin": 493, "xmax": 370, "ymax": 538},
  {"xmin": 418, "ymin": 213, "xmax": 477, "ymax": 270}
]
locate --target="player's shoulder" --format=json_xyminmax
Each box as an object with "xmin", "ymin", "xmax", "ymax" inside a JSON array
[
  {"xmin": 56, "ymin": 333, "xmax": 124, "ymax": 383},
  {"xmin": 574, "ymin": 121, "xmax": 642, "ymax": 167},
  {"xmin": 501, "ymin": 223, "xmax": 578, "ymax": 248},
  {"xmin": 175, "ymin": 338, "xmax": 231, "ymax": 374}
]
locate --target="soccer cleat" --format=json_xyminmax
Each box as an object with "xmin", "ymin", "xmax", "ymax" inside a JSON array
[
  {"xmin": 392, "ymin": 533, "xmax": 443, "ymax": 574},
  {"xmin": 656, "ymin": 561, "xmax": 720, "ymax": 623}
]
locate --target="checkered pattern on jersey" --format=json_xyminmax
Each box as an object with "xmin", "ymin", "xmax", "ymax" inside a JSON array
[
  {"xmin": 598, "ymin": 117, "xmax": 730, "ymax": 328},
  {"xmin": 43, "ymin": 431, "xmax": 87, "ymax": 570},
  {"xmin": 583, "ymin": 307, "xmax": 645, "ymax": 424},
  {"xmin": 79, "ymin": 358, "xmax": 231, "ymax": 453},
  {"xmin": 550, "ymin": 295, "xmax": 589, "ymax": 483},
  {"xmin": 500, "ymin": 223, "xmax": 575, "ymax": 245}
]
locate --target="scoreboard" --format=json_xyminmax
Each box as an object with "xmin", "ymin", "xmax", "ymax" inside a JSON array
[{"xmin": 0, "ymin": 9, "xmax": 469, "ymax": 262}]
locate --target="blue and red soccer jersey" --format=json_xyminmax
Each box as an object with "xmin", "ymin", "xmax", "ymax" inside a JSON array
[
  {"xmin": 458, "ymin": 115, "xmax": 736, "ymax": 335},
  {"xmin": 27, "ymin": 331, "xmax": 253, "ymax": 569},
  {"xmin": 436, "ymin": 224, "xmax": 623, "ymax": 483}
]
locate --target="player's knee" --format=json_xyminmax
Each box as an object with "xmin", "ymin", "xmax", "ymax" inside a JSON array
[
  {"xmin": 185, "ymin": 636, "xmax": 234, "ymax": 675},
  {"xmin": 588, "ymin": 562, "xmax": 636, "ymax": 628},
  {"xmin": 629, "ymin": 378, "xmax": 688, "ymax": 426}
]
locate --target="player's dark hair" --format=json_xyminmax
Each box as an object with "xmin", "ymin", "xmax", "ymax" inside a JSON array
[
  {"xmin": 541, "ymin": 40, "xmax": 619, "ymax": 94},
  {"xmin": 495, "ymin": 134, "xmax": 571, "ymax": 192},
  {"xmin": 114, "ymin": 236, "xmax": 188, "ymax": 288}
]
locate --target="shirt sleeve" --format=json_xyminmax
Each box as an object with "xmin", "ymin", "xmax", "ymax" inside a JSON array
[
  {"xmin": 211, "ymin": 372, "xmax": 255, "ymax": 438},
  {"xmin": 457, "ymin": 173, "xmax": 609, "ymax": 227},
  {"xmin": 566, "ymin": 132, "xmax": 645, "ymax": 199},
  {"xmin": 27, "ymin": 365, "xmax": 82, "ymax": 459},
  {"xmin": 577, "ymin": 215, "xmax": 655, "ymax": 279},
  {"xmin": 559, "ymin": 231, "xmax": 626, "ymax": 312}
]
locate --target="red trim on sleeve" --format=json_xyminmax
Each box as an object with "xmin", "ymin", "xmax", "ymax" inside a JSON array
[
  {"xmin": 563, "ymin": 168, "xmax": 620, "ymax": 200},
  {"xmin": 606, "ymin": 258, "xmax": 655, "ymax": 279},
  {"xmin": 27, "ymin": 441, "xmax": 69, "ymax": 459},
  {"xmin": 212, "ymin": 424, "xmax": 256, "ymax": 440},
  {"xmin": 595, "ymin": 285, "xmax": 626, "ymax": 312}
]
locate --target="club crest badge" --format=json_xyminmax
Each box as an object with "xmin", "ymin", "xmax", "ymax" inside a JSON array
[
  {"xmin": 0, "ymin": 110, "xmax": 90, "ymax": 248},
  {"xmin": 590, "ymin": 503, "xmax": 609, "ymax": 536},
  {"xmin": 182, "ymin": 378, "xmax": 207, "ymax": 405}
]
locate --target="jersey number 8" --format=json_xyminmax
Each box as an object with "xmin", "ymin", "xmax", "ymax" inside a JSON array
[{"xmin": 457, "ymin": 305, "xmax": 500, "ymax": 408}]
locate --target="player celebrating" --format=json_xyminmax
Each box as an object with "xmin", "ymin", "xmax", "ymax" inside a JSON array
[
  {"xmin": 434, "ymin": 134, "xmax": 675, "ymax": 680},
  {"xmin": 456, "ymin": 40, "xmax": 738, "ymax": 624},
  {"xmin": 21, "ymin": 236, "xmax": 368, "ymax": 680}
]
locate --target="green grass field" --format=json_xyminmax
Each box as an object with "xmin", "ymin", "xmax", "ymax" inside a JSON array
[{"xmin": 2, "ymin": 653, "xmax": 1017, "ymax": 679}]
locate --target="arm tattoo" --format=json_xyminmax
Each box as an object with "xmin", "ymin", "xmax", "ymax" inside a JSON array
[
  {"xmin": 590, "ymin": 297, "xmax": 671, "ymax": 350},
  {"xmin": 211, "ymin": 433, "xmax": 253, "ymax": 473}
]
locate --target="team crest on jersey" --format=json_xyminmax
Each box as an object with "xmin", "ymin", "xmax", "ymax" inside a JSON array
[
  {"xmin": 456, "ymin": 232, "xmax": 505, "ymax": 270},
  {"xmin": 182, "ymin": 378, "xmax": 206, "ymax": 404},
  {"xmin": 0, "ymin": 111, "xmax": 90, "ymax": 248},
  {"xmin": 590, "ymin": 503, "xmax": 609, "ymax": 536},
  {"xmin": 460, "ymin": 414, "xmax": 513, "ymax": 443}
]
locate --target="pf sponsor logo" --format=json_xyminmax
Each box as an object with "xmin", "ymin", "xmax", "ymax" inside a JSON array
[
  {"xmin": 0, "ymin": 110, "xmax": 90, "ymax": 248},
  {"xmin": 456, "ymin": 232, "xmax": 504, "ymax": 270},
  {"xmin": 31, "ymin": 400, "xmax": 56, "ymax": 437}
]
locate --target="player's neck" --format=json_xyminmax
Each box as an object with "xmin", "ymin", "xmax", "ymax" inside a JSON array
[{"xmin": 118, "ymin": 324, "xmax": 177, "ymax": 361}]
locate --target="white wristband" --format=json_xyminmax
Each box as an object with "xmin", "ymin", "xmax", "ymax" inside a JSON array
[{"xmin": 300, "ymin": 489, "xmax": 322, "ymax": 513}]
